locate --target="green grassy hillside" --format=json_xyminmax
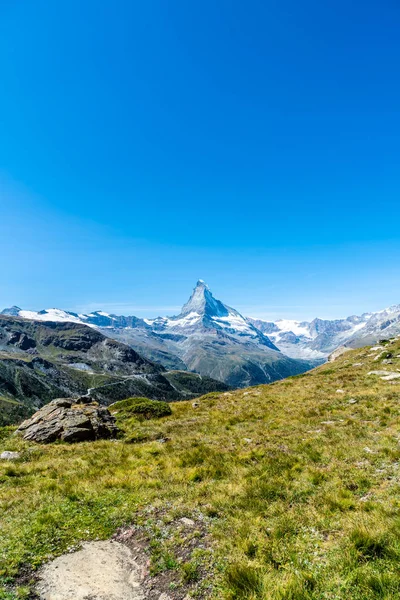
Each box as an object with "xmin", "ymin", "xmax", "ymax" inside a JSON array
[{"xmin": 1, "ymin": 338, "xmax": 400, "ymax": 599}]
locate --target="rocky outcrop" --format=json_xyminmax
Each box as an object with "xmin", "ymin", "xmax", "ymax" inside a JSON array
[
  {"xmin": 16, "ymin": 396, "xmax": 119, "ymax": 443},
  {"xmin": 328, "ymin": 346, "xmax": 351, "ymax": 362}
]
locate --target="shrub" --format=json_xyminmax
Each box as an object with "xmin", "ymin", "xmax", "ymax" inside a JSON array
[
  {"xmin": 110, "ymin": 397, "xmax": 172, "ymax": 420},
  {"xmin": 181, "ymin": 560, "xmax": 200, "ymax": 583}
]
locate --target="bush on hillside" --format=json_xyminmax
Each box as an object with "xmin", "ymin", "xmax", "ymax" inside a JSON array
[{"xmin": 110, "ymin": 397, "xmax": 172, "ymax": 420}]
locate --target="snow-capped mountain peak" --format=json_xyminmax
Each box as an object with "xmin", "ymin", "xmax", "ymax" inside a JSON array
[
  {"xmin": 180, "ymin": 280, "xmax": 229, "ymax": 318},
  {"xmin": 160, "ymin": 281, "xmax": 278, "ymax": 350},
  {"xmin": 3, "ymin": 287, "xmax": 400, "ymax": 379}
]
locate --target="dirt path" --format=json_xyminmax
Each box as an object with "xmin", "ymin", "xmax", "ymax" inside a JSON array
[{"xmin": 36, "ymin": 540, "xmax": 147, "ymax": 600}]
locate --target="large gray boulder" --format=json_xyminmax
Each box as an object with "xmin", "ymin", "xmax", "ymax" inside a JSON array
[{"xmin": 16, "ymin": 396, "xmax": 118, "ymax": 443}]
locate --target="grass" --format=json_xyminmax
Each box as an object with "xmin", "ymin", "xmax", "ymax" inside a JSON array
[
  {"xmin": 1, "ymin": 338, "xmax": 400, "ymax": 598},
  {"xmin": 0, "ymin": 399, "xmax": 29, "ymax": 428},
  {"xmin": 0, "ymin": 398, "xmax": 20, "ymax": 406}
]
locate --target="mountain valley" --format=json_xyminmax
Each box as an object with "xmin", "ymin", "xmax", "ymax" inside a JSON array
[
  {"xmin": 0, "ymin": 315, "xmax": 229, "ymax": 424},
  {"xmin": 1, "ymin": 282, "xmax": 319, "ymax": 389},
  {"xmin": 2, "ymin": 282, "xmax": 400, "ymax": 395}
]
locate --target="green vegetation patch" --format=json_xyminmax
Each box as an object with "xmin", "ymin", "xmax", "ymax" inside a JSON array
[{"xmin": 110, "ymin": 397, "xmax": 172, "ymax": 420}]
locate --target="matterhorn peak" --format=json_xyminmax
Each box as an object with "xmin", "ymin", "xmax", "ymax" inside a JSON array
[
  {"xmin": 180, "ymin": 280, "xmax": 229, "ymax": 317},
  {"xmin": 194, "ymin": 279, "xmax": 210, "ymax": 291}
]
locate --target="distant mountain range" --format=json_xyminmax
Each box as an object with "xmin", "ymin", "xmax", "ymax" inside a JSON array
[
  {"xmin": 1, "ymin": 281, "xmax": 316, "ymax": 388},
  {"xmin": 248, "ymin": 304, "xmax": 400, "ymax": 359},
  {"xmin": 3, "ymin": 281, "xmax": 399, "ymax": 388},
  {"xmin": 0, "ymin": 314, "xmax": 229, "ymax": 424}
]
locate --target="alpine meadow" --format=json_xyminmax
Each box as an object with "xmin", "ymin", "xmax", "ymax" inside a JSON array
[{"xmin": 1, "ymin": 1, "xmax": 400, "ymax": 599}]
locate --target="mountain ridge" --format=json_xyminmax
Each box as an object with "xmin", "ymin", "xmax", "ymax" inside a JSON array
[
  {"xmin": 248, "ymin": 302, "xmax": 400, "ymax": 359},
  {"xmin": 0, "ymin": 314, "xmax": 229, "ymax": 424},
  {"xmin": 1, "ymin": 282, "xmax": 316, "ymax": 387},
  {"xmin": 3, "ymin": 288, "xmax": 400, "ymax": 365}
]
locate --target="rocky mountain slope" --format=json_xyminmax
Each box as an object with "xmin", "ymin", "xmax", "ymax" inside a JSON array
[
  {"xmin": 139, "ymin": 280, "xmax": 316, "ymax": 387},
  {"xmin": 1, "ymin": 282, "xmax": 317, "ymax": 388},
  {"xmin": 0, "ymin": 315, "xmax": 229, "ymax": 424},
  {"xmin": 2, "ymin": 336, "xmax": 400, "ymax": 599},
  {"xmin": 248, "ymin": 303, "xmax": 400, "ymax": 359},
  {"xmin": 4, "ymin": 288, "xmax": 400, "ymax": 368}
]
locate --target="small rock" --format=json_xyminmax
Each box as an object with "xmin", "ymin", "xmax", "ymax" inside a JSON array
[
  {"xmin": 336, "ymin": 389, "xmax": 345, "ymax": 394},
  {"xmin": 353, "ymin": 362, "xmax": 364, "ymax": 367},
  {"xmin": 368, "ymin": 370, "xmax": 398, "ymax": 377},
  {"xmin": 52, "ymin": 398, "xmax": 73, "ymax": 408},
  {"xmin": 328, "ymin": 346, "xmax": 351, "ymax": 362},
  {"xmin": 360, "ymin": 494, "xmax": 373, "ymax": 502},
  {"xmin": 159, "ymin": 594, "xmax": 172, "ymax": 600},
  {"xmin": 363, "ymin": 447, "xmax": 374, "ymax": 454},
  {"xmin": 381, "ymin": 373, "xmax": 400, "ymax": 380},
  {"xmin": 180, "ymin": 517, "xmax": 195, "ymax": 527},
  {"xmin": 0, "ymin": 451, "xmax": 20, "ymax": 460},
  {"xmin": 75, "ymin": 395, "xmax": 93, "ymax": 404},
  {"xmin": 348, "ymin": 398, "xmax": 357, "ymax": 404},
  {"xmin": 243, "ymin": 438, "xmax": 253, "ymax": 443},
  {"xmin": 382, "ymin": 359, "xmax": 393, "ymax": 364}
]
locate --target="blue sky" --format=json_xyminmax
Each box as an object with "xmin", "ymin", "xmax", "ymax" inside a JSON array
[{"xmin": 1, "ymin": 0, "xmax": 400, "ymax": 320}]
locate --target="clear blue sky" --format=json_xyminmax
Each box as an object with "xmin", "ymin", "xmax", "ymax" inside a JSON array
[{"xmin": 1, "ymin": 0, "xmax": 400, "ymax": 320}]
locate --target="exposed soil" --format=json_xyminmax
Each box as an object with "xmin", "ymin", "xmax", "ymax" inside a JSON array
[
  {"xmin": 36, "ymin": 540, "xmax": 145, "ymax": 600},
  {"xmin": 32, "ymin": 508, "xmax": 216, "ymax": 600},
  {"xmin": 113, "ymin": 507, "xmax": 216, "ymax": 599}
]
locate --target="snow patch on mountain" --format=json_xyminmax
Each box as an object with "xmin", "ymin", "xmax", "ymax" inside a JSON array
[
  {"xmin": 273, "ymin": 320, "xmax": 312, "ymax": 339},
  {"xmin": 212, "ymin": 313, "xmax": 256, "ymax": 335},
  {"xmin": 248, "ymin": 305, "xmax": 400, "ymax": 359},
  {"xmin": 164, "ymin": 311, "xmax": 202, "ymax": 329},
  {"xmin": 3, "ymin": 287, "xmax": 400, "ymax": 372},
  {"xmin": 19, "ymin": 309, "xmax": 84, "ymax": 324}
]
